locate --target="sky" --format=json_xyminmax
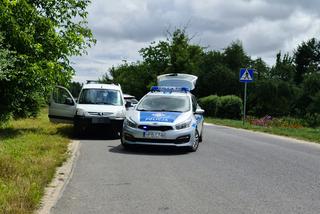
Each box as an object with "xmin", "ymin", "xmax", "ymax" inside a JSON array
[{"xmin": 72, "ymin": 0, "xmax": 320, "ymax": 83}]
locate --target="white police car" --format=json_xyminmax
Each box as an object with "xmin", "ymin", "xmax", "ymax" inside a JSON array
[{"xmin": 121, "ymin": 73, "xmax": 204, "ymax": 152}]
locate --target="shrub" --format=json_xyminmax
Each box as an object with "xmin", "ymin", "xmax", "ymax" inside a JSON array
[
  {"xmin": 199, "ymin": 95, "xmax": 243, "ymax": 119},
  {"xmin": 217, "ymin": 95, "xmax": 243, "ymax": 119},
  {"xmin": 249, "ymin": 80, "xmax": 299, "ymax": 117},
  {"xmin": 198, "ymin": 95, "xmax": 220, "ymax": 117},
  {"xmin": 250, "ymin": 115, "xmax": 272, "ymax": 127},
  {"xmin": 269, "ymin": 117, "xmax": 305, "ymax": 128},
  {"xmin": 304, "ymin": 113, "xmax": 320, "ymax": 128}
]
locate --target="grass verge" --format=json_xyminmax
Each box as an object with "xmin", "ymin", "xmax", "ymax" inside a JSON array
[
  {"xmin": 205, "ymin": 117, "xmax": 320, "ymax": 143},
  {"xmin": 0, "ymin": 109, "xmax": 73, "ymax": 214}
]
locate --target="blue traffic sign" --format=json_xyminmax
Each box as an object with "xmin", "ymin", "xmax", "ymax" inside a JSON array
[{"xmin": 239, "ymin": 68, "xmax": 254, "ymax": 83}]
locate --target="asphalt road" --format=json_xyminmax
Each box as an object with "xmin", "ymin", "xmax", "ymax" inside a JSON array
[{"xmin": 52, "ymin": 124, "xmax": 320, "ymax": 214}]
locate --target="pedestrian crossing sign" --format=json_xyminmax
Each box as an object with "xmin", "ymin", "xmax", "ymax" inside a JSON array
[{"xmin": 239, "ymin": 68, "xmax": 254, "ymax": 83}]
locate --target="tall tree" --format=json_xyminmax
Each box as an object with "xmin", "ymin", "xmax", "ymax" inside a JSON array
[
  {"xmin": 139, "ymin": 40, "xmax": 170, "ymax": 76},
  {"xmin": 110, "ymin": 29, "xmax": 204, "ymax": 97},
  {"xmin": 0, "ymin": 0, "xmax": 95, "ymax": 121},
  {"xmin": 297, "ymin": 73, "xmax": 320, "ymax": 115},
  {"xmin": 167, "ymin": 29, "xmax": 203, "ymax": 74},
  {"xmin": 252, "ymin": 57, "xmax": 269, "ymax": 80},
  {"xmin": 270, "ymin": 52, "xmax": 296, "ymax": 81},
  {"xmin": 139, "ymin": 28, "xmax": 204, "ymax": 75},
  {"xmin": 223, "ymin": 41, "xmax": 251, "ymax": 72},
  {"xmin": 102, "ymin": 62, "xmax": 153, "ymax": 99},
  {"xmin": 0, "ymin": 34, "xmax": 16, "ymax": 122},
  {"xmin": 294, "ymin": 38, "xmax": 320, "ymax": 84}
]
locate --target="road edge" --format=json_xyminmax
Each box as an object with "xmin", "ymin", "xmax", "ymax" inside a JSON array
[
  {"xmin": 36, "ymin": 140, "xmax": 80, "ymax": 214},
  {"xmin": 204, "ymin": 122, "xmax": 320, "ymax": 147}
]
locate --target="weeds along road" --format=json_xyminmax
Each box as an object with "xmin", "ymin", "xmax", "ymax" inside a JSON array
[{"xmin": 52, "ymin": 124, "xmax": 320, "ymax": 214}]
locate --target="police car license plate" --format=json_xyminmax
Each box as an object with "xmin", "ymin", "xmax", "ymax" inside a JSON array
[{"xmin": 144, "ymin": 131, "xmax": 165, "ymax": 138}]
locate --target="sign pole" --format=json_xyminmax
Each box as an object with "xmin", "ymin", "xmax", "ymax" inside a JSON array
[
  {"xmin": 240, "ymin": 68, "xmax": 254, "ymax": 125},
  {"xmin": 243, "ymin": 82, "xmax": 247, "ymax": 125}
]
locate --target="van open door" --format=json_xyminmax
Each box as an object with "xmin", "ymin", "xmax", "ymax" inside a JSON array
[
  {"xmin": 48, "ymin": 86, "xmax": 76, "ymax": 124},
  {"xmin": 157, "ymin": 73, "xmax": 198, "ymax": 90}
]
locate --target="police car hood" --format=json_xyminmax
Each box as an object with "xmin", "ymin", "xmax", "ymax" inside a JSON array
[{"xmin": 127, "ymin": 110, "xmax": 191, "ymax": 125}]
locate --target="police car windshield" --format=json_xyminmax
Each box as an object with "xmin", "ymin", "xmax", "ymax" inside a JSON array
[
  {"xmin": 79, "ymin": 89, "xmax": 123, "ymax": 105},
  {"xmin": 137, "ymin": 95, "xmax": 190, "ymax": 112}
]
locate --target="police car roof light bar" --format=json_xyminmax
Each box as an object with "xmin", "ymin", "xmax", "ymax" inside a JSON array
[{"xmin": 150, "ymin": 86, "xmax": 190, "ymax": 93}]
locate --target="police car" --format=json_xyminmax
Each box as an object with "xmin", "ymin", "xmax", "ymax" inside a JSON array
[{"xmin": 121, "ymin": 73, "xmax": 204, "ymax": 152}]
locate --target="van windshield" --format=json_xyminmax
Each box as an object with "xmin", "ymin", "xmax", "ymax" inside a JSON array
[{"xmin": 78, "ymin": 89, "xmax": 123, "ymax": 106}]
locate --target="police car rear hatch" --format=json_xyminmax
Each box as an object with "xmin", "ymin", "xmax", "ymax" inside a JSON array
[{"xmin": 157, "ymin": 73, "xmax": 198, "ymax": 90}]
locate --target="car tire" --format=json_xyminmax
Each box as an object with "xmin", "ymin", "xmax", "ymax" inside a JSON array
[
  {"xmin": 120, "ymin": 132, "xmax": 131, "ymax": 150},
  {"xmin": 110, "ymin": 128, "xmax": 120, "ymax": 138},
  {"xmin": 73, "ymin": 122, "xmax": 83, "ymax": 137},
  {"xmin": 121, "ymin": 143, "xmax": 131, "ymax": 150},
  {"xmin": 187, "ymin": 130, "xmax": 200, "ymax": 152}
]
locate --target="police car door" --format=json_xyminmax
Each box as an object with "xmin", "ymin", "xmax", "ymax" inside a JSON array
[
  {"xmin": 48, "ymin": 86, "xmax": 76, "ymax": 124},
  {"xmin": 192, "ymin": 95, "xmax": 204, "ymax": 134}
]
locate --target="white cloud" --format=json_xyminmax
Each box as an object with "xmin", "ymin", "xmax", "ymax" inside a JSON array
[{"xmin": 72, "ymin": 0, "xmax": 320, "ymax": 82}]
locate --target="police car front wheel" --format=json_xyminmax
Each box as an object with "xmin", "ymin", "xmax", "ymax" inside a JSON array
[{"xmin": 187, "ymin": 131, "xmax": 199, "ymax": 152}]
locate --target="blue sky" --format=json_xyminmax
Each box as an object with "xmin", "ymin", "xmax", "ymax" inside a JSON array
[{"xmin": 72, "ymin": 0, "xmax": 320, "ymax": 82}]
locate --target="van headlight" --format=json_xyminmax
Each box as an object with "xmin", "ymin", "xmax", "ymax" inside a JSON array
[
  {"xmin": 124, "ymin": 118, "xmax": 138, "ymax": 128},
  {"xmin": 76, "ymin": 108, "xmax": 86, "ymax": 116},
  {"xmin": 115, "ymin": 110, "xmax": 125, "ymax": 118},
  {"xmin": 175, "ymin": 119, "xmax": 192, "ymax": 130}
]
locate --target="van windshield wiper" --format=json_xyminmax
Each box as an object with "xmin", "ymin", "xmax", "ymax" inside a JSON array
[{"xmin": 103, "ymin": 102, "xmax": 117, "ymax": 105}]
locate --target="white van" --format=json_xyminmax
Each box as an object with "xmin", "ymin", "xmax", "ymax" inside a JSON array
[{"xmin": 48, "ymin": 82, "xmax": 127, "ymax": 135}]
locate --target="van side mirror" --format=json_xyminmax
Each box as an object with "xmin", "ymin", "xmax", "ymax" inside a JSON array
[
  {"xmin": 125, "ymin": 101, "xmax": 132, "ymax": 108},
  {"xmin": 65, "ymin": 97, "xmax": 74, "ymax": 105}
]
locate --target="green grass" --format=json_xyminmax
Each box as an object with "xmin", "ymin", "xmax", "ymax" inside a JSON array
[
  {"xmin": 0, "ymin": 109, "xmax": 73, "ymax": 214},
  {"xmin": 205, "ymin": 118, "xmax": 320, "ymax": 143}
]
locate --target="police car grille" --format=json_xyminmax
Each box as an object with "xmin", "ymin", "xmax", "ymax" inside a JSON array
[
  {"xmin": 138, "ymin": 125, "xmax": 173, "ymax": 131},
  {"xmin": 128, "ymin": 135, "xmax": 190, "ymax": 144}
]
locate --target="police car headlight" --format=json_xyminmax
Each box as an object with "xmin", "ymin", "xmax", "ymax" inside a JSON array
[
  {"xmin": 124, "ymin": 118, "xmax": 138, "ymax": 128},
  {"xmin": 176, "ymin": 119, "xmax": 192, "ymax": 130}
]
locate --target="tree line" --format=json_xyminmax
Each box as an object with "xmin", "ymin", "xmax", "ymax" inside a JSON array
[
  {"xmin": 0, "ymin": 0, "xmax": 318, "ymax": 127},
  {"xmin": 101, "ymin": 29, "xmax": 320, "ymax": 125}
]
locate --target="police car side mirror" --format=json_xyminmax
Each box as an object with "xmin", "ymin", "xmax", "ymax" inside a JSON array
[{"xmin": 195, "ymin": 108, "xmax": 204, "ymax": 114}]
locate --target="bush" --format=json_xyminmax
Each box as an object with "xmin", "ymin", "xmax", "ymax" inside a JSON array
[
  {"xmin": 199, "ymin": 95, "xmax": 242, "ymax": 119},
  {"xmin": 269, "ymin": 117, "xmax": 305, "ymax": 128},
  {"xmin": 217, "ymin": 95, "xmax": 243, "ymax": 119},
  {"xmin": 249, "ymin": 80, "xmax": 299, "ymax": 117},
  {"xmin": 198, "ymin": 95, "xmax": 220, "ymax": 117},
  {"xmin": 304, "ymin": 113, "xmax": 320, "ymax": 128}
]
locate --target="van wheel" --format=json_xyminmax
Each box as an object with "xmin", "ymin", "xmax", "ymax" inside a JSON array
[{"xmin": 73, "ymin": 122, "xmax": 83, "ymax": 137}]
